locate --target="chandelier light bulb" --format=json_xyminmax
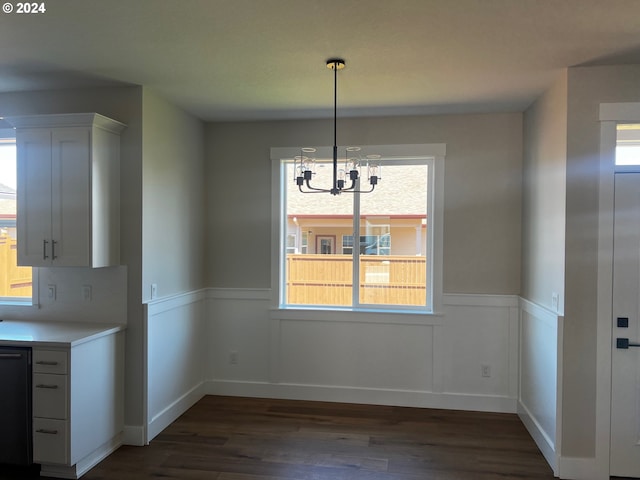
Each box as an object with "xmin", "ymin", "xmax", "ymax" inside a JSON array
[
  {"xmin": 337, "ymin": 169, "xmax": 346, "ymax": 189},
  {"xmin": 302, "ymin": 157, "xmax": 315, "ymax": 173}
]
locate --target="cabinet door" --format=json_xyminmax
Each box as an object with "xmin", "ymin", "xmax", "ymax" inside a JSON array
[
  {"xmin": 51, "ymin": 128, "xmax": 91, "ymax": 266},
  {"xmin": 16, "ymin": 129, "xmax": 52, "ymax": 266}
]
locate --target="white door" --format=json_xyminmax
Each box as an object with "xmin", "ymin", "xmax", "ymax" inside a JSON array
[{"xmin": 611, "ymin": 172, "xmax": 640, "ymax": 477}]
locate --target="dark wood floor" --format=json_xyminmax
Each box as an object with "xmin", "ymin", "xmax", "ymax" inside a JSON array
[
  {"xmin": 86, "ymin": 395, "xmax": 555, "ymax": 480},
  {"xmin": 2, "ymin": 395, "xmax": 558, "ymax": 479}
]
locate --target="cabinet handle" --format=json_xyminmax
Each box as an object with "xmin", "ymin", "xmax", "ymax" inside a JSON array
[
  {"xmin": 36, "ymin": 360, "xmax": 59, "ymax": 366},
  {"xmin": 52, "ymin": 240, "xmax": 57, "ymax": 260},
  {"xmin": 36, "ymin": 429, "xmax": 59, "ymax": 435},
  {"xmin": 43, "ymin": 239, "xmax": 49, "ymax": 260},
  {"xmin": 0, "ymin": 353, "xmax": 23, "ymax": 359},
  {"xmin": 35, "ymin": 384, "xmax": 59, "ymax": 389}
]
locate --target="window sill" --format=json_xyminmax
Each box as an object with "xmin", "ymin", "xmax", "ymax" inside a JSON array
[
  {"xmin": 0, "ymin": 300, "xmax": 35, "ymax": 307},
  {"xmin": 270, "ymin": 306, "xmax": 444, "ymax": 325}
]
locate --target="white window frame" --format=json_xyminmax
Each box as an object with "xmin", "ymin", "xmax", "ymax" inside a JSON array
[
  {"xmin": 343, "ymin": 231, "xmax": 391, "ymax": 256},
  {"xmin": 342, "ymin": 234, "xmax": 354, "ymax": 255},
  {"xmin": 270, "ymin": 143, "xmax": 445, "ymax": 315},
  {"xmin": 285, "ymin": 232, "xmax": 297, "ymax": 254},
  {"xmin": 0, "ymin": 129, "xmax": 35, "ymax": 307}
]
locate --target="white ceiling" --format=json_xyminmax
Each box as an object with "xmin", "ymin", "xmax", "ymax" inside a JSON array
[{"xmin": 1, "ymin": 0, "xmax": 640, "ymax": 121}]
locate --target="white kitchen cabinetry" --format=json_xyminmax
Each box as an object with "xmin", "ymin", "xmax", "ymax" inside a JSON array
[
  {"xmin": 33, "ymin": 350, "xmax": 69, "ymax": 465},
  {"xmin": 6, "ymin": 113, "xmax": 126, "ymax": 267},
  {"xmin": 31, "ymin": 330, "xmax": 125, "ymax": 479}
]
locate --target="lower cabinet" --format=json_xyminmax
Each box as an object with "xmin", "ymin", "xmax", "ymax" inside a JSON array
[
  {"xmin": 33, "ymin": 349, "xmax": 69, "ymax": 465},
  {"xmin": 32, "ymin": 331, "xmax": 124, "ymax": 479}
]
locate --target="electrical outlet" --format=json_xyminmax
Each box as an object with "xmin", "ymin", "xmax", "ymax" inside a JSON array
[
  {"xmin": 82, "ymin": 285, "xmax": 92, "ymax": 302},
  {"xmin": 151, "ymin": 283, "xmax": 158, "ymax": 300},
  {"xmin": 551, "ymin": 292, "xmax": 559, "ymax": 312},
  {"xmin": 229, "ymin": 351, "xmax": 239, "ymax": 365},
  {"xmin": 481, "ymin": 364, "xmax": 491, "ymax": 378}
]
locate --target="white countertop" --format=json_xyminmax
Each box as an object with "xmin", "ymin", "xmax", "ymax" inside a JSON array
[{"xmin": 0, "ymin": 320, "xmax": 124, "ymax": 347}]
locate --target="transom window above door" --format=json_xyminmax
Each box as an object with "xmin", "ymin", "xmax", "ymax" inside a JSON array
[{"xmin": 616, "ymin": 124, "xmax": 640, "ymax": 167}]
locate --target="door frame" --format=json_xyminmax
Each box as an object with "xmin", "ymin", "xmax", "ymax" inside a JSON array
[
  {"xmin": 596, "ymin": 102, "xmax": 640, "ymax": 479},
  {"xmin": 315, "ymin": 235, "xmax": 336, "ymax": 254}
]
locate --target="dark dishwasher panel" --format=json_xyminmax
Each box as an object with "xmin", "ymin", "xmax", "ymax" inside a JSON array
[{"xmin": 0, "ymin": 346, "xmax": 32, "ymax": 466}]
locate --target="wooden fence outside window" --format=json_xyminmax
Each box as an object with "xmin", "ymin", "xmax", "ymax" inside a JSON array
[
  {"xmin": 0, "ymin": 232, "xmax": 32, "ymax": 297},
  {"xmin": 286, "ymin": 254, "xmax": 426, "ymax": 306}
]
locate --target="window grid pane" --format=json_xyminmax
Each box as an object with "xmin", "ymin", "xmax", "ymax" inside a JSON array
[
  {"xmin": 282, "ymin": 157, "xmax": 429, "ymax": 310},
  {"xmin": 616, "ymin": 124, "xmax": 640, "ymax": 166},
  {"xmin": 0, "ymin": 140, "xmax": 33, "ymax": 300}
]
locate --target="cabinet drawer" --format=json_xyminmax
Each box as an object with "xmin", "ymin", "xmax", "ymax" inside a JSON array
[
  {"xmin": 33, "ymin": 418, "xmax": 69, "ymax": 465},
  {"xmin": 33, "ymin": 373, "xmax": 68, "ymax": 419},
  {"xmin": 33, "ymin": 350, "xmax": 68, "ymax": 374}
]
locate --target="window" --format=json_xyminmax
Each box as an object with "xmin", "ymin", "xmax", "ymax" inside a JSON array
[
  {"xmin": 0, "ymin": 133, "xmax": 33, "ymax": 303},
  {"xmin": 286, "ymin": 233, "xmax": 297, "ymax": 254},
  {"xmin": 342, "ymin": 235, "xmax": 353, "ymax": 255},
  {"xmin": 272, "ymin": 144, "xmax": 445, "ymax": 313},
  {"xmin": 616, "ymin": 124, "xmax": 640, "ymax": 166},
  {"xmin": 343, "ymin": 232, "xmax": 391, "ymax": 256}
]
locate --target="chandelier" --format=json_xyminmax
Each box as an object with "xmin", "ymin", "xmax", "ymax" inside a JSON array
[{"xmin": 294, "ymin": 58, "xmax": 380, "ymax": 195}]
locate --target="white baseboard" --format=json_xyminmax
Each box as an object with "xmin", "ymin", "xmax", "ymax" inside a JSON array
[
  {"xmin": 122, "ymin": 425, "xmax": 146, "ymax": 446},
  {"xmin": 40, "ymin": 433, "xmax": 122, "ymax": 479},
  {"xmin": 38, "ymin": 464, "xmax": 79, "ymax": 480},
  {"xmin": 518, "ymin": 399, "xmax": 557, "ymax": 475},
  {"xmin": 205, "ymin": 380, "xmax": 517, "ymax": 413},
  {"xmin": 74, "ymin": 433, "xmax": 123, "ymax": 478},
  {"xmin": 147, "ymin": 382, "xmax": 206, "ymax": 442},
  {"xmin": 557, "ymin": 456, "xmax": 599, "ymax": 480}
]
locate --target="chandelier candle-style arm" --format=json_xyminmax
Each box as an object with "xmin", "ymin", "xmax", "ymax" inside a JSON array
[
  {"xmin": 294, "ymin": 149, "xmax": 328, "ymax": 193},
  {"xmin": 295, "ymin": 58, "xmax": 380, "ymax": 195}
]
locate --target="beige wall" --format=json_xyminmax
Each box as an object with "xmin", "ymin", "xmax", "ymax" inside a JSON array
[
  {"xmin": 562, "ymin": 64, "xmax": 640, "ymax": 457},
  {"xmin": 205, "ymin": 113, "xmax": 523, "ymax": 294},
  {"xmin": 522, "ymin": 72, "xmax": 567, "ymax": 311},
  {"xmin": 142, "ymin": 89, "xmax": 206, "ymax": 301}
]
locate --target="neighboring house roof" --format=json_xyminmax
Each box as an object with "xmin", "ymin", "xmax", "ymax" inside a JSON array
[
  {"xmin": 286, "ymin": 163, "xmax": 428, "ymax": 217},
  {"xmin": 0, "ymin": 182, "xmax": 15, "ymax": 195}
]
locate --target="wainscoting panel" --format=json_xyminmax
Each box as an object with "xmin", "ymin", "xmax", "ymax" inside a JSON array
[
  {"xmin": 206, "ymin": 290, "xmax": 520, "ymax": 413},
  {"xmin": 206, "ymin": 288, "xmax": 272, "ymax": 383},
  {"xmin": 277, "ymin": 319, "xmax": 434, "ymax": 391},
  {"xmin": 143, "ymin": 290, "xmax": 207, "ymax": 443},
  {"xmin": 518, "ymin": 297, "xmax": 562, "ymax": 475},
  {"xmin": 441, "ymin": 295, "xmax": 519, "ymax": 401}
]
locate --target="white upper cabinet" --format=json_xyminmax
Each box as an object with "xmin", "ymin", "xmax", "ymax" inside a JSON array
[{"xmin": 6, "ymin": 113, "xmax": 126, "ymax": 267}]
